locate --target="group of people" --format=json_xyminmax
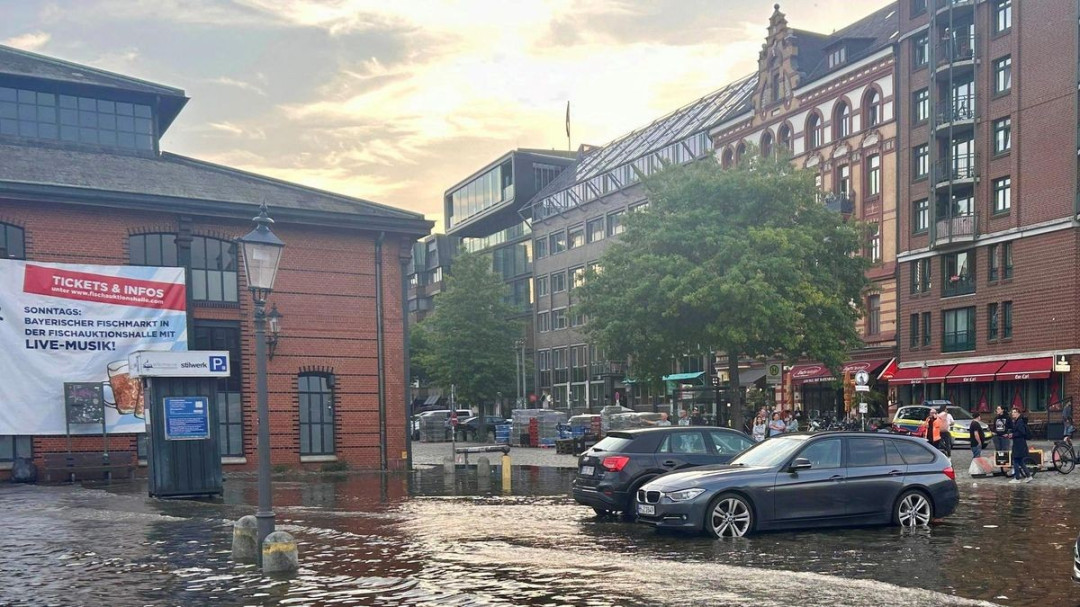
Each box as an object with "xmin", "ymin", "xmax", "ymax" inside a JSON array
[
  {"xmin": 750, "ymin": 409, "xmax": 801, "ymax": 442},
  {"xmin": 926, "ymin": 403, "xmax": 1034, "ymax": 483},
  {"xmin": 648, "ymin": 407, "xmax": 708, "ymax": 427}
]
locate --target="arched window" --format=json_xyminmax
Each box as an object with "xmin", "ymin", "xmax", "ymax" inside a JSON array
[
  {"xmin": 778, "ymin": 123, "xmax": 792, "ymax": 152},
  {"xmin": 721, "ymin": 147, "xmax": 734, "ymax": 169},
  {"xmin": 863, "ymin": 89, "xmax": 881, "ymax": 128},
  {"xmin": 129, "ymin": 233, "xmax": 238, "ymax": 302},
  {"xmin": 760, "ymin": 131, "xmax": 773, "ymax": 158},
  {"xmin": 299, "ymin": 372, "xmax": 336, "ymax": 456},
  {"xmin": 735, "ymin": 142, "xmax": 747, "ymax": 164},
  {"xmin": 833, "ymin": 101, "xmax": 851, "ymax": 139},
  {"xmin": 0, "ymin": 222, "xmax": 26, "ymax": 259},
  {"xmin": 806, "ymin": 113, "xmax": 823, "ymax": 149}
]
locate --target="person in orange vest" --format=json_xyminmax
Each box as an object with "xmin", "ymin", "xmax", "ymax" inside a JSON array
[{"xmin": 925, "ymin": 408, "xmax": 941, "ymax": 450}]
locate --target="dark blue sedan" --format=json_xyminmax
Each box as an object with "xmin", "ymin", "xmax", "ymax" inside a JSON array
[{"xmin": 635, "ymin": 432, "xmax": 958, "ymax": 537}]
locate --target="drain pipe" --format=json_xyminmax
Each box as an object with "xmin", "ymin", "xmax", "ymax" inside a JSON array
[{"xmin": 375, "ymin": 231, "xmax": 388, "ymax": 471}]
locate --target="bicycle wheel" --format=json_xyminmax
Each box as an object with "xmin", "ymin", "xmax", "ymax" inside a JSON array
[{"xmin": 1052, "ymin": 444, "xmax": 1075, "ymax": 475}]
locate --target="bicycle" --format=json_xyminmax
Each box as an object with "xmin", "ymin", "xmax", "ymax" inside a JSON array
[{"xmin": 1051, "ymin": 428, "xmax": 1077, "ymax": 474}]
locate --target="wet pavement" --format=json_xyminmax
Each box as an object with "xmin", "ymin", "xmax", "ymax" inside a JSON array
[{"xmin": 1, "ymin": 467, "xmax": 1078, "ymax": 607}]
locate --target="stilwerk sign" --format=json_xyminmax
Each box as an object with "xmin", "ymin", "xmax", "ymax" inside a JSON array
[{"xmin": 0, "ymin": 260, "xmax": 187, "ymax": 435}]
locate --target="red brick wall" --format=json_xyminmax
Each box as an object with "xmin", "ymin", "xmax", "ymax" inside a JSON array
[{"xmin": 0, "ymin": 198, "xmax": 410, "ymax": 473}]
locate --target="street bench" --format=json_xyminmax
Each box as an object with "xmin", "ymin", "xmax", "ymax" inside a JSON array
[{"xmin": 42, "ymin": 452, "xmax": 136, "ymax": 483}]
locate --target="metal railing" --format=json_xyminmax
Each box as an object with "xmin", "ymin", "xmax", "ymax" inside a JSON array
[
  {"xmin": 933, "ymin": 155, "xmax": 978, "ymax": 184},
  {"xmin": 942, "ymin": 273, "xmax": 976, "ymax": 297},
  {"xmin": 824, "ymin": 190, "xmax": 856, "ymax": 215},
  {"xmin": 934, "ymin": 0, "xmax": 975, "ymax": 12},
  {"xmin": 934, "ymin": 213, "xmax": 978, "ymax": 247},
  {"xmin": 942, "ymin": 330, "xmax": 976, "ymax": 353},
  {"xmin": 936, "ymin": 94, "xmax": 976, "ymax": 125}
]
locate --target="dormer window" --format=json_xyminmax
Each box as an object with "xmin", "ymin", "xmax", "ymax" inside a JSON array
[
  {"xmin": 0, "ymin": 85, "xmax": 155, "ymax": 152},
  {"xmin": 828, "ymin": 46, "xmax": 846, "ymax": 69}
]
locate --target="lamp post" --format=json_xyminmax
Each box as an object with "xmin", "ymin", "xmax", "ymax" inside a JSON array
[
  {"xmin": 238, "ymin": 202, "xmax": 285, "ymax": 564},
  {"xmin": 514, "ymin": 339, "xmax": 524, "ymax": 407}
]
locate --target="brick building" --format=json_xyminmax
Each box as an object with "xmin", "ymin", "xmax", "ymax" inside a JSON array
[
  {"xmin": 0, "ymin": 44, "xmax": 430, "ymax": 476},
  {"xmin": 892, "ymin": 0, "xmax": 1080, "ymax": 429},
  {"xmin": 710, "ymin": 4, "xmax": 900, "ymax": 419}
]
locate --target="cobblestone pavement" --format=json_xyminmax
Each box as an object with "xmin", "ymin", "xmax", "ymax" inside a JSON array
[{"xmin": 411, "ymin": 440, "xmax": 579, "ymax": 468}]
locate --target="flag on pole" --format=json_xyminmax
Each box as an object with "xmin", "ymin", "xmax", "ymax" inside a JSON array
[{"xmin": 565, "ymin": 101, "xmax": 571, "ymax": 141}]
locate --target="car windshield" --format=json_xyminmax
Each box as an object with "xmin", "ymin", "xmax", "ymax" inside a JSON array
[
  {"xmin": 729, "ymin": 435, "xmax": 808, "ymax": 467},
  {"xmin": 947, "ymin": 407, "xmax": 973, "ymax": 420}
]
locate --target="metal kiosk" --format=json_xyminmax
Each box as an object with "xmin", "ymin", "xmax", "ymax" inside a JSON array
[{"xmin": 130, "ymin": 350, "xmax": 231, "ymax": 498}]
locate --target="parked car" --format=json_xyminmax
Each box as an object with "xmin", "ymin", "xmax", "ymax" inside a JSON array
[
  {"xmin": 634, "ymin": 432, "xmax": 958, "ymax": 538},
  {"xmin": 458, "ymin": 415, "xmax": 508, "ymax": 442},
  {"xmin": 891, "ymin": 402, "xmax": 992, "ymax": 445},
  {"xmin": 411, "ymin": 409, "xmax": 473, "ymax": 441},
  {"xmin": 572, "ymin": 427, "xmax": 754, "ymax": 517}
]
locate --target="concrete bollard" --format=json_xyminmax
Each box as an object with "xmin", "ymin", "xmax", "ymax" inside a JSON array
[
  {"xmin": 477, "ymin": 456, "xmax": 491, "ymax": 477},
  {"xmin": 262, "ymin": 530, "xmax": 299, "ymax": 574},
  {"xmin": 501, "ymin": 454, "xmax": 512, "ymax": 494},
  {"xmin": 443, "ymin": 456, "xmax": 455, "ymax": 475},
  {"xmin": 231, "ymin": 515, "xmax": 258, "ymax": 563}
]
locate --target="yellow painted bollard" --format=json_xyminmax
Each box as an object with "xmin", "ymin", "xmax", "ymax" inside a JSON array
[
  {"xmin": 501, "ymin": 453, "xmax": 512, "ymax": 494},
  {"xmin": 262, "ymin": 530, "xmax": 299, "ymax": 574}
]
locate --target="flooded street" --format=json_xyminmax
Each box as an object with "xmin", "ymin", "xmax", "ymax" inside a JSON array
[{"xmin": 1, "ymin": 468, "xmax": 1078, "ymax": 607}]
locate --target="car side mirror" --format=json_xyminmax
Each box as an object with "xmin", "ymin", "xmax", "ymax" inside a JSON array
[{"xmin": 790, "ymin": 457, "xmax": 813, "ymax": 472}]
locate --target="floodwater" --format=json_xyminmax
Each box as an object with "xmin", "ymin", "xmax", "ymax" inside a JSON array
[{"xmin": 1, "ymin": 467, "xmax": 1078, "ymax": 607}]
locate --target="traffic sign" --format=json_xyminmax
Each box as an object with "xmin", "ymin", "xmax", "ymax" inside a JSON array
[
  {"xmin": 854, "ymin": 370, "xmax": 870, "ymax": 386},
  {"xmin": 766, "ymin": 363, "xmax": 782, "ymax": 385}
]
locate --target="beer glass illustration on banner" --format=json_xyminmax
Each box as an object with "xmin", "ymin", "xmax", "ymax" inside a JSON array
[{"xmin": 104, "ymin": 360, "xmax": 144, "ymax": 418}]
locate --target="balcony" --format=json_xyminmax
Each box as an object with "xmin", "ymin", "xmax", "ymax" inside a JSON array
[
  {"xmin": 933, "ymin": 155, "xmax": 978, "ymax": 188},
  {"xmin": 824, "ymin": 190, "xmax": 856, "ymax": 216},
  {"xmin": 590, "ymin": 361, "xmax": 626, "ymax": 379},
  {"xmin": 934, "ymin": 0, "xmax": 975, "ymax": 13},
  {"xmin": 935, "ymin": 94, "xmax": 976, "ymax": 130},
  {"xmin": 933, "ymin": 213, "xmax": 978, "ymax": 248},
  {"xmin": 934, "ymin": 33, "xmax": 976, "ymax": 70},
  {"xmin": 943, "ymin": 273, "xmax": 975, "ymax": 297}
]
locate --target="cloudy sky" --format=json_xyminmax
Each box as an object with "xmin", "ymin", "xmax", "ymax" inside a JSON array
[{"xmin": 3, "ymin": 0, "xmax": 890, "ymax": 231}]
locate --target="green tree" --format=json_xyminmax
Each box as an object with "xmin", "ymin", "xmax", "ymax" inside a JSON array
[
  {"xmin": 415, "ymin": 251, "xmax": 521, "ymax": 430},
  {"xmin": 578, "ymin": 153, "xmax": 871, "ymax": 430}
]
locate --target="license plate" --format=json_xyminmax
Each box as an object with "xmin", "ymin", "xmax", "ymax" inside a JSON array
[
  {"xmin": 638, "ymin": 504, "xmax": 655, "ymax": 516},
  {"xmin": 580, "ymin": 465, "xmax": 594, "ymax": 476}
]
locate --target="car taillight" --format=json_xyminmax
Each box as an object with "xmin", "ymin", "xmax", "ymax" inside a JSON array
[
  {"xmin": 943, "ymin": 466, "xmax": 956, "ymax": 480},
  {"xmin": 601, "ymin": 455, "xmax": 630, "ymax": 472}
]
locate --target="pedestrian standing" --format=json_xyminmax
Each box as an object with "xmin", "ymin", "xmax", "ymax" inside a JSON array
[
  {"xmin": 968, "ymin": 411, "xmax": 985, "ymax": 458},
  {"xmin": 677, "ymin": 409, "xmax": 690, "ymax": 426},
  {"xmin": 925, "ymin": 408, "xmax": 941, "ymax": 450},
  {"xmin": 785, "ymin": 412, "xmax": 799, "ymax": 433},
  {"xmin": 993, "ymin": 405, "xmax": 1012, "ymax": 453},
  {"xmin": 1008, "ymin": 407, "xmax": 1033, "ymax": 484},
  {"xmin": 939, "ymin": 405, "xmax": 954, "ymax": 457},
  {"xmin": 690, "ymin": 407, "xmax": 705, "ymax": 426},
  {"xmin": 767, "ymin": 412, "xmax": 786, "ymax": 438},
  {"xmin": 752, "ymin": 414, "xmax": 767, "ymax": 443}
]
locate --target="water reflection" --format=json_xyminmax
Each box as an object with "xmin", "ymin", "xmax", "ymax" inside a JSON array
[{"xmin": 0, "ymin": 469, "xmax": 1077, "ymax": 606}]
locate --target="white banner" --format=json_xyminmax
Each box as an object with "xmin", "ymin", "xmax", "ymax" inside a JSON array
[{"xmin": 0, "ymin": 260, "xmax": 188, "ymax": 435}]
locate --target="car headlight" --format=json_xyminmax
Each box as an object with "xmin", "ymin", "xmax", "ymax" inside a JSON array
[{"xmin": 666, "ymin": 488, "xmax": 706, "ymax": 502}]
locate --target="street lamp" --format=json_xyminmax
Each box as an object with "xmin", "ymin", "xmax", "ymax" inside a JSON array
[
  {"xmin": 267, "ymin": 304, "xmax": 283, "ymax": 360},
  {"xmin": 238, "ymin": 202, "xmax": 285, "ymax": 564}
]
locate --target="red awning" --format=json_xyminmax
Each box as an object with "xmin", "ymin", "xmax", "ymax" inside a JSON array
[
  {"xmin": 997, "ymin": 357, "xmax": 1053, "ymax": 381},
  {"xmin": 946, "ymin": 361, "xmax": 1005, "ymax": 384},
  {"xmin": 888, "ymin": 365, "xmax": 955, "ymax": 385},
  {"xmin": 790, "ymin": 359, "xmax": 891, "ymax": 384}
]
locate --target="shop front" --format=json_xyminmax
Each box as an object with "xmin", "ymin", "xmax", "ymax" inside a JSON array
[
  {"xmin": 789, "ymin": 359, "xmax": 893, "ymax": 419},
  {"xmin": 890, "ymin": 357, "xmax": 1066, "ymax": 433}
]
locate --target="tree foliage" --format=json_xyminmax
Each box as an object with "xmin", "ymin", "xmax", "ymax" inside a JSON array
[
  {"xmin": 577, "ymin": 153, "xmax": 872, "ymax": 428},
  {"xmin": 413, "ymin": 251, "xmax": 521, "ymax": 410}
]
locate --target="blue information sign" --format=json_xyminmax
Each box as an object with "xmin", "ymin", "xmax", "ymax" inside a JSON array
[{"xmin": 163, "ymin": 397, "xmax": 210, "ymax": 441}]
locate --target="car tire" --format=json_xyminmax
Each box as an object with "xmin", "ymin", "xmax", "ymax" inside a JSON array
[
  {"xmin": 893, "ymin": 489, "xmax": 933, "ymax": 527},
  {"xmin": 705, "ymin": 492, "xmax": 754, "ymax": 538}
]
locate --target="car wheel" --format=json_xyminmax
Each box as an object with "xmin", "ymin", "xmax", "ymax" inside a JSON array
[
  {"xmin": 706, "ymin": 493, "xmax": 754, "ymax": 538},
  {"xmin": 893, "ymin": 490, "xmax": 933, "ymax": 527}
]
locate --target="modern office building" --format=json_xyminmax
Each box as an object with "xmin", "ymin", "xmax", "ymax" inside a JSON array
[
  {"xmin": 0, "ymin": 44, "xmax": 430, "ymax": 477},
  {"xmin": 441, "ymin": 149, "xmax": 575, "ymax": 402},
  {"xmin": 710, "ymin": 4, "xmax": 900, "ymax": 419},
  {"xmin": 891, "ymin": 0, "xmax": 1080, "ymax": 426},
  {"xmin": 522, "ymin": 78, "xmax": 758, "ymax": 411},
  {"xmin": 406, "ymin": 233, "xmax": 456, "ymax": 326}
]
